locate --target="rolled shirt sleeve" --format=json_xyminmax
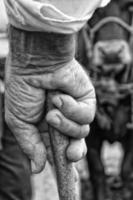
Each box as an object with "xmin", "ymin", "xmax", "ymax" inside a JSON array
[
  {"xmin": 4, "ymin": 0, "xmax": 111, "ymax": 34},
  {"xmin": 100, "ymin": 0, "xmax": 111, "ymax": 7}
]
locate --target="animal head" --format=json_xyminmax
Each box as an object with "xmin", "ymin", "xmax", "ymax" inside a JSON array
[
  {"xmin": 89, "ymin": 0, "xmax": 133, "ymax": 70},
  {"xmin": 77, "ymin": 0, "xmax": 133, "ymax": 134}
]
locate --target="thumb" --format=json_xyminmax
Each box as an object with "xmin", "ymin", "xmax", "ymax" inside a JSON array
[
  {"xmin": 5, "ymin": 110, "xmax": 47, "ymax": 174},
  {"xmin": 30, "ymin": 142, "xmax": 47, "ymax": 174}
]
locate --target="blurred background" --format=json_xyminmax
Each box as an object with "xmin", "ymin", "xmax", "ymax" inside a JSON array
[{"xmin": 0, "ymin": 0, "xmax": 133, "ymax": 200}]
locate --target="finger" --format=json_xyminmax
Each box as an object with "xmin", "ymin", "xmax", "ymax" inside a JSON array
[
  {"xmin": 46, "ymin": 109, "xmax": 90, "ymax": 138},
  {"xmin": 52, "ymin": 94, "xmax": 96, "ymax": 124},
  {"xmin": 66, "ymin": 139, "xmax": 87, "ymax": 162}
]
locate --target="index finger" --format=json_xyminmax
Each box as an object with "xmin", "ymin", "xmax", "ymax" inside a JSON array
[{"xmin": 52, "ymin": 94, "xmax": 96, "ymax": 124}]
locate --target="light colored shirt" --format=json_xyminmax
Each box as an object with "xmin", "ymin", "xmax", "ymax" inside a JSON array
[{"xmin": 4, "ymin": 0, "xmax": 110, "ymax": 34}]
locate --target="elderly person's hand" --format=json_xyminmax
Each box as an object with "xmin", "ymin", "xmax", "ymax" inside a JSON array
[
  {"xmin": 5, "ymin": 57, "xmax": 96, "ymax": 173},
  {"xmin": 5, "ymin": 26, "xmax": 96, "ymax": 174}
]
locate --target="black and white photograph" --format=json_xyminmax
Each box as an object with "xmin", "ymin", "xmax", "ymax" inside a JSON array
[{"xmin": 0, "ymin": 0, "xmax": 133, "ymax": 200}]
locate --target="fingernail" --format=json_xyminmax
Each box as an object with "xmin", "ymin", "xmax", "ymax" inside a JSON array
[
  {"xmin": 50, "ymin": 116, "xmax": 60, "ymax": 126},
  {"xmin": 53, "ymin": 97, "xmax": 62, "ymax": 108}
]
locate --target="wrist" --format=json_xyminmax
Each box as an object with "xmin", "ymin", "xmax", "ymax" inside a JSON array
[{"xmin": 10, "ymin": 25, "xmax": 76, "ymax": 68}]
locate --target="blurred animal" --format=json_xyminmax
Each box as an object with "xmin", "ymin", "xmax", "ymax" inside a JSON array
[{"xmin": 77, "ymin": 0, "xmax": 133, "ymax": 199}]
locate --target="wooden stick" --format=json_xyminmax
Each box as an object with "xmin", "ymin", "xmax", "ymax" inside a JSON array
[{"xmin": 47, "ymin": 92, "xmax": 78, "ymax": 200}]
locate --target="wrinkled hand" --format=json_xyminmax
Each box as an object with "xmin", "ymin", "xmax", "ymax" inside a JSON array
[{"xmin": 5, "ymin": 58, "xmax": 96, "ymax": 173}]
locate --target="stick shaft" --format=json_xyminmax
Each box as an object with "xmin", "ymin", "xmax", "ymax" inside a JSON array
[{"xmin": 47, "ymin": 92, "xmax": 78, "ymax": 200}]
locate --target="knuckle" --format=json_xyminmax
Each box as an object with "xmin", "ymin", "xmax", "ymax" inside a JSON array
[
  {"xmin": 52, "ymin": 67, "xmax": 72, "ymax": 89},
  {"xmin": 78, "ymin": 125, "xmax": 90, "ymax": 139},
  {"xmin": 88, "ymin": 84, "xmax": 96, "ymax": 99},
  {"xmin": 88, "ymin": 104, "xmax": 96, "ymax": 123},
  {"xmin": 60, "ymin": 73, "xmax": 72, "ymax": 88},
  {"xmin": 82, "ymin": 125, "xmax": 90, "ymax": 137}
]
